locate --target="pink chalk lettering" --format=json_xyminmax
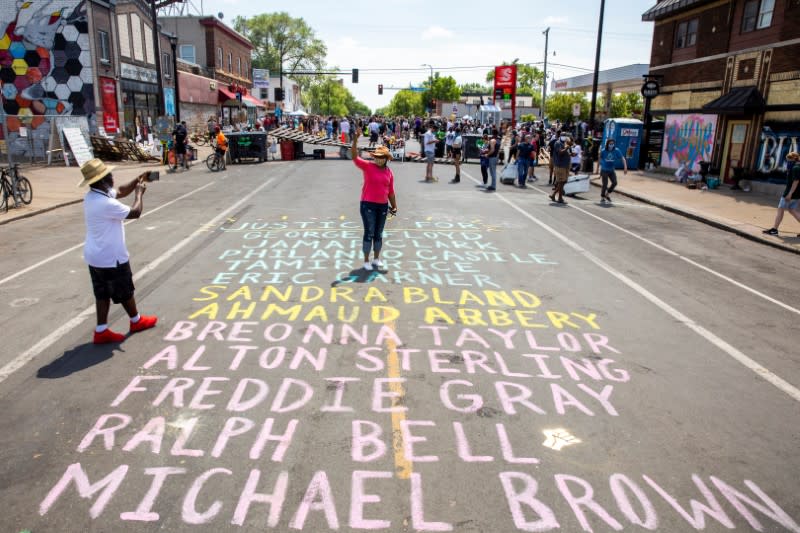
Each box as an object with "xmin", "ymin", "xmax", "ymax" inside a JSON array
[
  {"xmin": 260, "ymin": 346, "xmax": 289, "ymax": 369},
  {"xmin": 122, "ymin": 416, "xmax": 166, "ymax": 454},
  {"xmin": 351, "ymin": 420, "xmax": 387, "ymax": 462},
  {"xmin": 493, "ymin": 351, "xmax": 532, "ymax": 378},
  {"xmin": 710, "ymin": 476, "xmax": 800, "ymax": 533},
  {"xmin": 411, "ymin": 472, "xmax": 453, "ymax": 531},
  {"xmin": 270, "ymin": 378, "xmax": 313, "ymax": 412},
  {"xmin": 556, "ymin": 333, "xmax": 582, "ymax": 352},
  {"xmin": 498, "ymin": 471, "xmax": 560, "ymax": 531},
  {"xmin": 428, "ymin": 350, "xmax": 459, "ymax": 373},
  {"xmin": 153, "ymin": 377, "xmax": 195, "ymax": 408},
  {"xmin": 372, "ymin": 378, "xmax": 407, "ymax": 413},
  {"xmin": 522, "ymin": 354, "xmax": 563, "ymax": 379},
  {"xmin": 163, "ymin": 320, "xmax": 196, "ymax": 341},
  {"xmin": 249, "ymin": 418, "xmax": 298, "ymax": 461},
  {"xmin": 189, "ymin": 377, "xmax": 230, "ymax": 409},
  {"xmin": 643, "ymin": 474, "xmax": 733, "ymax": 529},
  {"xmin": 396, "ymin": 348, "xmax": 420, "ymax": 371},
  {"xmin": 495, "ymin": 382, "xmax": 547, "ymax": 415},
  {"xmin": 289, "ymin": 347, "xmax": 328, "ymax": 372},
  {"xmin": 341, "ymin": 324, "xmax": 369, "ymax": 345},
  {"xmin": 456, "ymin": 328, "xmax": 491, "ymax": 349},
  {"xmin": 350, "ymin": 471, "xmax": 392, "ymax": 529},
  {"xmin": 462, "ymin": 350, "xmax": 497, "ymax": 375},
  {"xmin": 229, "ymin": 321, "xmax": 258, "ymax": 342},
  {"xmin": 577, "ymin": 384, "xmax": 618, "ymax": 416},
  {"xmin": 228, "ymin": 345, "xmax": 257, "ymax": 370},
  {"xmin": 77, "ymin": 414, "xmax": 131, "ymax": 452},
  {"xmin": 142, "ymin": 345, "xmax": 179, "ymax": 370},
  {"xmin": 524, "ymin": 332, "xmax": 561, "ymax": 352},
  {"xmin": 400, "ymin": 420, "xmax": 439, "ymax": 462},
  {"xmin": 110, "ymin": 375, "xmax": 166, "ymax": 407},
  {"xmin": 496, "ymin": 424, "xmax": 539, "ymax": 464},
  {"xmin": 182, "ymin": 468, "xmax": 232, "ymax": 524},
  {"xmin": 357, "ymin": 347, "xmax": 385, "ymax": 372},
  {"xmin": 418, "ymin": 325, "xmax": 446, "ymax": 346},
  {"xmin": 263, "ymin": 323, "xmax": 293, "ymax": 342},
  {"xmin": 227, "ymin": 378, "xmax": 269, "ymax": 412},
  {"xmin": 583, "ymin": 333, "xmax": 620, "ymax": 355},
  {"xmin": 374, "ymin": 325, "xmax": 403, "ymax": 347},
  {"xmin": 170, "ymin": 417, "xmax": 203, "ymax": 457},
  {"xmin": 197, "ymin": 321, "xmax": 228, "ymax": 341},
  {"xmin": 39, "ymin": 463, "xmax": 128, "ymax": 519},
  {"xmin": 597, "ymin": 360, "xmax": 630, "ymax": 382},
  {"xmin": 288, "ymin": 471, "xmax": 340, "ymax": 529},
  {"xmin": 183, "ymin": 345, "xmax": 212, "ymax": 371},
  {"xmin": 452, "ymin": 422, "xmax": 494, "ymax": 462},
  {"xmin": 231, "ymin": 469, "xmax": 289, "ymax": 527},
  {"xmin": 561, "ymin": 357, "xmax": 602, "ymax": 381},
  {"xmin": 609, "ymin": 473, "xmax": 658, "ymax": 529},
  {"xmin": 554, "ymin": 474, "xmax": 623, "ymax": 531},
  {"xmin": 321, "ymin": 377, "xmax": 360, "ymax": 413},
  {"xmin": 211, "ymin": 417, "xmax": 255, "ymax": 457},
  {"xmin": 487, "ymin": 328, "xmax": 518, "ymax": 349},
  {"xmin": 120, "ymin": 467, "xmax": 186, "ymax": 521},
  {"xmin": 302, "ymin": 324, "xmax": 335, "ymax": 344},
  {"xmin": 439, "ymin": 380, "xmax": 483, "ymax": 413},
  {"xmin": 550, "ymin": 384, "xmax": 594, "ymax": 416}
]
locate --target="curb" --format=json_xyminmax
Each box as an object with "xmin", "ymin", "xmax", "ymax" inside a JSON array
[
  {"xmin": 589, "ymin": 180, "xmax": 800, "ymax": 256},
  {"xmin": 0, "ymin": 199, "xmax": 83, "ymax": 226}
]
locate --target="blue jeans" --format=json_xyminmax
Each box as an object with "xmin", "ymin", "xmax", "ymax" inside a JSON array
[
  {"xmin": 488, "ymin": 157, "xmax": 498, "ymax": 188},
  {"xmin": 517, "ymin": 158, "xmax": 530, "ymax": 185},
  {"xmin": 360, "ymin": 201, "xmax": 389, "ymax": 256}
]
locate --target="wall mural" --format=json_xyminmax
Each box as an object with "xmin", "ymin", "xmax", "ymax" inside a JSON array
[
  {"xmin": 0, "ymin": 0, "xmax": 94, "ymax": 159},
  {"xmin": 660, "ymin": 113, "xmax": 717, "ymax": 172}
]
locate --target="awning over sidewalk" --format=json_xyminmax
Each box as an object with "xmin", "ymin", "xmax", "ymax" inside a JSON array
[
  {"xmin": 242, "ymin": 94, "xmax": 264, "ymax": 108},
  {"xmin": 641, "ymin": 0, "xmax": 707, "ymax": 21},
  {"xmin": 218, "ymin": 87, "xmax": 237, "ymax": 102},
  {"xmin": 702, "ymin": 86, "xmax": 765, "ymax": 115}
]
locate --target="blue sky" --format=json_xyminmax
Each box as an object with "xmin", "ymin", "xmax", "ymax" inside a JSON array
[{"xmin": 203, "ymin": 0, "xmax": 656, "ymax": 110}]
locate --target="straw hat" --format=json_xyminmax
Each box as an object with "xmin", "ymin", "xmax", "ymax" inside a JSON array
[
  {"xmin": 372, "ymin": 146, "xmax": 393, "ymax": 160},
  {"xmin": 787, "ymin": 151, "xmax": 800, "ymax": 161},
  {"xmin": 77, "ymin": 158, "xmax": 115, "ymax": 187}
]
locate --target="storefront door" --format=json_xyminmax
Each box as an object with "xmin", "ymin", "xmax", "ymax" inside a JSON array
[{"xmin": 721, "ymin": 120, "xmax": 748, "ymax": 182}]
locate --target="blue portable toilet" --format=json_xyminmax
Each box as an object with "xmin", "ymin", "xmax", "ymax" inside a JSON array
[{"xmin": 601, "ymin": 118, "xmax": 643, "ymax": 170}]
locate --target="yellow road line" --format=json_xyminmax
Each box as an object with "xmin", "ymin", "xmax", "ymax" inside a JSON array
[{"xmin": 384, "ymin": 314, "xmax": 412, "ymax": 480}]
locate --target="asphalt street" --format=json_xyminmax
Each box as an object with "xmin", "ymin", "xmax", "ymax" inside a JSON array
[{"xmin": 0, "ymin": 150, "xmax": 798, "ymax": 533}]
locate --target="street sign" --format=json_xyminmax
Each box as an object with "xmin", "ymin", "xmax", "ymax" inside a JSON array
[
  {"xmin": 641, "ymin": 80, "xmax": 660, "ymax": 98},
  {"xmin": 572, "ymin": 103, "xmax": 581, "ymax": 117},
  {"xmin": 409, "ymin": 87, "xmax": 426, "ymax": 92}
]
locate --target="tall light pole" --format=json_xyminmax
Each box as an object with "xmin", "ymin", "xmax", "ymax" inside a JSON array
[
  {"xmin": 589, "ymin": 0, "xmax": 606, "ymax": 137},
  {"xmin": 421, "ymin": 63, "xmax": 433, "ymax": 115},
  {"xmin": 541, "ymin": 27, "xmax": 549, "ymax": 120}
]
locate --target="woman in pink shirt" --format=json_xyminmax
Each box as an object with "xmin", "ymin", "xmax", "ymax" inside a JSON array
[{"xmin": 351, "ymin": 131, "xmax": 398, "ymax": 271}]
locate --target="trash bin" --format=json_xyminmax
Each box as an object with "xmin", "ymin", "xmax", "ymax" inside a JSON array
[
  {"xmin": 293, "ymin": 141, "xmax": 304, "ymax": 159},
  {"xmin": 463, "ymin": 134, "xmax": 483, "ymax": 162},
  {"xmin": 280, "ymin": 140, "xmax": 294, "ymax": 161},
  {"xmin": 227, "ymin": 132, "xmax": 267, "ymax": 163}
]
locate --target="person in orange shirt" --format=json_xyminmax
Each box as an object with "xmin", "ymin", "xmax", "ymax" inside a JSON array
[{"xmin": 215, "ymin": 127, "xmax": 228, "ymax": 170}]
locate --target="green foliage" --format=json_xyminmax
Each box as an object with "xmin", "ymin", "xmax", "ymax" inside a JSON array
[
  {"xmin": 305, "ymin": 77, "xmax": 371, "ymax": 116},
  {"xmin": 459, "ymin": 82, "xmax": 490, "ymax": 94},
  {"xmin": 544, "ymin": 92, "xmax": 590, "ymax": 122},
  {"xmin": 382, "ymin": 90, "xmax": 424, "ymax": 117},
  {"xmin": 421, "ymin": 73, "xmax": 460, "ymax": 113}
]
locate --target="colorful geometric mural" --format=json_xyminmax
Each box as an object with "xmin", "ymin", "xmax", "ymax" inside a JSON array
[
  {"xmin": 0, "ymin": 0, "xmax": 94, "ymax": 159},
  {"xmin": 660, "ymin": 113, "xmax": 717, "ymax": 172}
]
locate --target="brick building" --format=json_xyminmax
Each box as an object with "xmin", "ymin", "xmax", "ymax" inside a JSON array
[{"xmin": 643, "ymin": 0, "xmax": 800, "ymax": 181}]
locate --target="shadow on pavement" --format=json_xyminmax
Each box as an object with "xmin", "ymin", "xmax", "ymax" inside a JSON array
[
  {"xmin": 37, "ymin": 344, "xmax": 118, "ymax": 379},
  {"xmin": 331, "ymin": 267, "xmax": 389, "ymax": 287}
]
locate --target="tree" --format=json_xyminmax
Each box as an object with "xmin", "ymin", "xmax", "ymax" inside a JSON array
[
  {"xmin": 545, "ymin": 92, "xmax": 590, "ymax": 123},
  {"xmin": 597, "ymin": 92, "xmax": 644, "ymax": 119},
  {"xmin": 423, "ymin": 73, "xmax": 460, "ymax": 113},
  {"xmin": 459, "ymin": 82, "xmax": 490, "ymax": 95},
  {"xmin": 382, "ymin": 90, "xmax": 424, "ymax": 117},
  {"xmin": 233, "ymin": 12, "xmax": 326, "ymax": 91},
  {"xmin": 306, "ymin": 78, "xmax": 348, "ymax": 116}
]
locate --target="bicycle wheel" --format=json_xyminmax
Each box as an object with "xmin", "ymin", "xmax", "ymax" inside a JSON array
[
  {"xmin": 196, "ymin": 136, "xmax": 208, "ymax": 146},
  {"xmin": 15, "ymin": 177, "xmax": 32, "ymax": 204},
  {"xmin": 206, "ymin": 153, "xmax": 220, "ymax": 171},
  {"xmin": 167, "ymin": 150, "xmax": 177, "ymax": 170},
  {"xmin": 0, "ymin": 182, "xmax": 8, "ymax": 213}
]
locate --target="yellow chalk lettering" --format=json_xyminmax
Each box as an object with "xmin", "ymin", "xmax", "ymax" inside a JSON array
[
  {"xmin": 514, "ymin": 310, "xmax": 547, "ymax": 328},
  {"xmin": 330, "ymin": 286, "xmax": 356, "ymax": 303},
  {"xmin": 261, "ymin": 304, "xmax": 303, "ymax": 321},
  {"xmin": 572, "ymin": 312, "xmax": 600, "ymax": 330},
  {"xmin": 372, "ymin": 306, "xmax": 400, "ymax": 323},
  {"xmin": 300, "ymin": 285, "xmax": 324, "ymax": 303},
  {"xmin": 303, "ymin": 305, "xmax": 329, "ymax": 322},
  {"xmin": 194, "ymin": 285, "xmax": 226, "ymax": 302},
  {"xmin": 547, "ymin": 311, "xmax": 579, "ymax": 329},
  {"xmin": 512, "ymin": 290, "xmax": 542, "ymax": 308},
  {"xmin": 364, "ymin": 286, "xmax": 388, "ymax": 303},
  {"xmin": 337, "ymin": 306, "xmax": 360, "ymax": 323},
  {"xmin": 227, "ymin": 285, "xmax": 253, "ymax": 301},
  {"xmin": 459, "ymin": 290, "xmax": 485, "ymax": 306},
  {"xmin": 227, "ymin": 301, "xmax": 256, "ymax": 320},
  {"xmin": 189, "ymin": 303, "xmax": 219, "ymax": 320},
  {"xmin": 424, "ymin": 306, "xmax": 455, "ymax": 325},
  {"xmin": 404, "ymin": 286, "xmax": 428, "ymax": 304},
  {"xmin": 458, "ymin": 308, "xmax": 488, "ymax": 326},
  {"xmin": 431, "ymin": 288, "xmax": 455, "ymax": 305},
  {"xmin": 488, "ymin": 309, "xmax": 514, "ymax": 327},
  {"xmin": 259, "ymin": 285, "xmax": 292, "ymax": 302},
  {"xmin": 484, "ymin": 290, "xmax": 515, "ymax": 307}
]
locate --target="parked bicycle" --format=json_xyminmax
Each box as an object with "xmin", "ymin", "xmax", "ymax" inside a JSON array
[
  {"xmin": 190, "ymin": 131, "xmax": 210, "ymax": 146},
  {"xmin": 0, "ymin": 163, "xmax": 32, "ymax": 213},
  {"xmin": 205, "ymin": 150, "xmax": 225, "ymax": 172}
]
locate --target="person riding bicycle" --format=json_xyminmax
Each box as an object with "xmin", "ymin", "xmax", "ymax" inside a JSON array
[
  {"xmin": 172, "ymin": 121, "xmax": 189, "ymax": 170},
  {"xmin": 214, "ymin": 126, "xmax": 228, "ymax": 170}
]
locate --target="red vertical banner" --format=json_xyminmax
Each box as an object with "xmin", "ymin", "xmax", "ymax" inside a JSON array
[
  {"xmin": 494, "ymin": 65, "xmax": 518, "ymax": 126},
  {"xmin": 100, "ymin": 77, "xmax": 119, "ymax": 133}
]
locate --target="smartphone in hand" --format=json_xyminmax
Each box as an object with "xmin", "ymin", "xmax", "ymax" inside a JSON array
[{"xmin": 146, "ymin": 171, "xmax": 160, "ymax": 182}]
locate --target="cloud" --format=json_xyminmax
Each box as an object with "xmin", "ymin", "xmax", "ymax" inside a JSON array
[
  {"xmin": 543, "ymin": 16, "xmax": 568, "ymax": 25},
  {"xmin": 421, "ymin": 25, "xmax": 454, "ymax": 40}
]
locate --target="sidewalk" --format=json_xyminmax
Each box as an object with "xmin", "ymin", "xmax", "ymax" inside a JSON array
[
  {"xmin": 592, "ymin": 170, "xmax": 800, "ymax": 254},
  {"xmin": 1, "ymin": 154, "xmax": 799, "ymax": 254}
]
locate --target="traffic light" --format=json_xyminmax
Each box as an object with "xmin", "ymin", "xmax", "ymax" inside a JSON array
[
  {"xmin": 274, "ymin": 87, "xmax": 284, "ymax": 101},
  {"xmin": 378, "ymin": 84, "xmax": 383, "ymax": 95},
  {"xmin": 352, "ymin": 68, "xmax": 359, "ymax": 83},
  {"xmin": 494, "ymin": 88, "xmax": 503, "ymax": 103}
]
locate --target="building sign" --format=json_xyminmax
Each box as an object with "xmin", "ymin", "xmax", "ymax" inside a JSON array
[
  {"xmin": 121, "ymin": 62, "xmax": 158, "ymax": 84},
  {"xmin": 757, "ymin": 125, "xmax": 800, "ymax": 174},
  {"xmin": 99, "ymin": 77, "xmax": 119, "ymax": 133},
  {"xmin": 493, "ymin": 65, "xmax": 517, "ymax": 102},
  {"xmin": 253, "ymin": 69, "xmax": 270, "ymax": 89},
  {"xmin": 641, "ymin": 80, "xmax": 660, "ymax": 98},
  {"xmin": 620, "ymin": 128, "xmax": 639, "ymax": 137}
]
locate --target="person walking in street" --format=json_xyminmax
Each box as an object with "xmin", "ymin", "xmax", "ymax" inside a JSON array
[
  {"xmin": 516, "ymin": 134, "xmax": 534, "ymax": 188},
  {"xmin": 351, "ymin": 131, "xmax": 398, "ymax": 271},
  {"xmin": 340, "ymin": 116, "xmax": 351, "ymax": 143},
  {"xmin": 78, "ymin": 159, "xmax": 158, "ymax": 344},
  {"xmin": 527, "ymin": 132, "xmax": 540, "ymax": 183},
  {"xmin": 763, "ymin": 151, "xmax": 800, "ymax": 236},
  {"xmin": 450, "ymin": 128, "xmax": 463, "ymax": 183},
  {"xmin": 549, "ymin": 132, "xmax": 572, "ymax": 204},
  {"xmin": 172, "ymin": 120, "xmax": 189, "ymax": 170},
  {"xmin": 485, "ymin": 129, "xmax": 500, "ymax": 191},
  {"xmin": 547, "ymin": 132, "xmax": 558, "ymax": 184},
  {"xmin": 598, "ymin": 138, "xmax": 627, "ymax": 203},
  {"xmin": 423, "ymin": 122, "xmax": 439, "ymax": 182}
]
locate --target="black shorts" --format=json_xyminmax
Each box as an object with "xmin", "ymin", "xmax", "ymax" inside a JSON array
[
  {"xmin": 369, "ymin": 132, "xmax": 379, "ymax": 143},
  {"xmin": 89, "ymin": 262, "xmax": 135, "ymax": 304},
  {"xmin": 452, "ymin": 147, "xmax": 462, "ymax": 157},
  {"xmin": 175, "ymin": 138, "xmax": 187, "ymax": 154}
]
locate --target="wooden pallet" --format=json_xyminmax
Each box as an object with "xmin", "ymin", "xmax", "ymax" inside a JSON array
[{"xmin": 268, "ymin": 127, "xmax": 350, "ymax": 148}]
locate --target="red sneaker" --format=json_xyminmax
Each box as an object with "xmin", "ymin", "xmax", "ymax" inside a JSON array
[
  {"xmin": 130, "ymin": 315, "xmax": 158, "ymax": 334},
  {"xmin": 93, "ymin": 329, "xmax": 125, "ymax": 344}
]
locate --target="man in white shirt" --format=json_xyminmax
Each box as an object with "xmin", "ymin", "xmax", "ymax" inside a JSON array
[
  {"xmin": 423, "ymin": 122, "xmax": 439, "ymax": 182},
  {"xmin": 340, "ymin": 117, "xmax": 351, "ymax": 142},
  {"xmin": 78, "ymin": 159, "xmax": 158, "ymax": 344}
]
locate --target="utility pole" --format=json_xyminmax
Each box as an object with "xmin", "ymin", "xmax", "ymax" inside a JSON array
[
  {"xmin": 149, "ymin": 0, "xmax": 164, "ymax": 116},
  {"xmin": 541, "ymin": 27, "xmax": 549, "ymax": 120},
  {"xmin": 589, "ymin": 0, "xmax": 606, "ymax": 138}
]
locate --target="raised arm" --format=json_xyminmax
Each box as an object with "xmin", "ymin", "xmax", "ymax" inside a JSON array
[{"xmin": 351, "ymin": 129, "xmax": 360, "ymax": 160}]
